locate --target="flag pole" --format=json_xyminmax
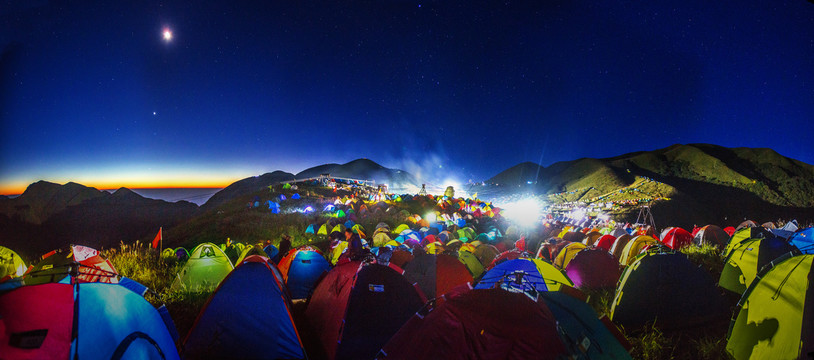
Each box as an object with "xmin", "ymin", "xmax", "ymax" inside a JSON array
[{"xmin": 160, "ymin": 226, "xmax": 163, "ymax": 253}]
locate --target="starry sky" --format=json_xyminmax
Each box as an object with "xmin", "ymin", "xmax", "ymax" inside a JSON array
[{"xmin": 2, "ymin": 0, "xmax": 813, "ymax": 194}]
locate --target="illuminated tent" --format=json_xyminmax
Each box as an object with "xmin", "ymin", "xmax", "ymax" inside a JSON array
[
  {"xmin": 726, "ymin": 253, "xmax": 813, "ymax": 360},
  {"xmin": 235, "ymin": 244, "xmax": 266, "ymax": 264},
  {"xmin": 305, "ymin": 224, "xmax": 316, "ymax": 234},
  {"xmin": 618, "ymin": 235, "xmax": 658, "ymax": 266},
  {"xmin": 378, "ymin": 288, "xmax": 566, "ymax": 360},
  {"xmin": 171, "ymin": 242, "xmax": 234, "ymax": 292},
  {"xmin": 611, "ymin": 250, "xmax": 726, "ymax": 330},
  {"xmin": 553, "ymin": 242, "xmax": 587, "ymax": 269},
  {"xmin": 277, "ymin": 247, "xmax": 331, "ymax": 299},
  {"xmin": 476, "ymin": 258, "xmax": 573, "ymax": 294},
  {"xmin": 660, "ymin": 227, "xmax": 693, "ymax": 250},
  {"xmin": 0, "ymin": 278, "xmax": 179, "ymax": 359},
  {"xmin": 724, "ymin": 227, "xmax": 775, "ymax": 258},
  {"xmin": 457, "ymin": 250, "xmax": 485, "ymax": 278},
  {"xmin": 719, "ymin": 234, "xmax": 796, "ymax": 295},
  {"xmin": 404, "ymin": 254, "xmax": 473, "ymax": 299},
  {"xmin": 0, "ymin": 245, "xmax": 27, "ymax": 279},
  {"xmin": 595, "ymin": 234, "xmax": 616, "ymax": 252},
  {"xmin": 306, "ymin": 262, "xmax": 425, "ymax": 360},
  {"xmin": 24, "ymin": 245, "xmax": 118, "ymax": 285},
  {"xmin": 182, "ymin": 256, "xmax": 305, "ymax": 359}
]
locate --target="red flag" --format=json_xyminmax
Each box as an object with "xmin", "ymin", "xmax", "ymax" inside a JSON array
[{"xmin": 152, "ymin": 228, "xmax": 162, "ymax": 249}]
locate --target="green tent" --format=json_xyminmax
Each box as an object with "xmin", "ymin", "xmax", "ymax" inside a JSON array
[
  {"xmin": 723, "ymin": 227, "xmax": 772, "ymax": 258},
  {"xmin": 0, "ymin": 245, "xmax": 26, "ymax": 279},
  {"xmin": 331, "ymin": 224, "xmax": 347, "ymax": 234},
  {"xmin": 171, "ymin": 242, "xmax": 234, "ymax": 292},
  {"xmin": 393, "ymin": 224, "xmax": 411, "ymax": 235},
  {"xmin": 161, "ymin": 248, "xmax": 176, "ymax": 258},
  {"xmin": 727, "ymin": 253, "xmax": 813, "ymax": 359},
  {"xmin": 235, "ymin": 244, "xmax": 267, "ymax": 265},
  {"xmin": 719, "ymin": 235, "xmax": 795, "ymax": 295},
  {"xmin": 283, "ymin": 183, "xmax": 292, "ymax": 189},
  {"xmin": 318, "ymin": 223, "xmax": 330, "ymax": 236},
  {"xmin": 335, "ymin": 209, "xmax": 346, "ymax": 218},
  {"xmin": 457, "ymin": 251, "xmax": 484, "ymax": 279}
]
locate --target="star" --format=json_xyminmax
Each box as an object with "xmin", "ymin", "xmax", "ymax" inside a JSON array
[
  {"xmin": 162, "ymin": 28, "xmax": 172, "ymax": 42},
  {"xmin": 152, "ymin": 111, "xmax": 156, "ymax": 115}
]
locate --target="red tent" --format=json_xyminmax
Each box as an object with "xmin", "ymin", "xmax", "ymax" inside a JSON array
[
  {"xmin": 661, "ymin": 227, "xmax": 693, "ymax": 250},
  {"xmin": 486, "ymin": 248, "xmax": 524, "ymax": 271},
  {"xmin": 378, "ymin": 287, "xmax": 566, "ymax": 359},
  {"xmin": 595, "ymin": 235, "xmax": 617, "ymax": 252},
  {"xmin": 306, "ymin": 261, "xmax": 425, "ymax": 360},
  {"xmin": 404, "ymin": 254, "xmax": 473, "ymax": 299}
]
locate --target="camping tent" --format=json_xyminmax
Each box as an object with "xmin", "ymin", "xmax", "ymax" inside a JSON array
[
  {"xmin": 0, "ymin": 278, "xmax": 179, "ymax": 359},
  {"xmin": 182, "ymin": 255, "xmax": 305, "ymax": 359},
  {"xmin": 554, "ymin": 242, "xmax": 587, "ymax": 269},
  {"xmin": 693, "ymin": 225, "xmax": 729, "ymax": 248},
  {"xmin": 719, "ymin": 234, "xmax": 796, "ymax": 295},
  {"xmin": 610, "ymin": 234, "xmax": 633, "ymax": 260},
  {"xmin": 564, "ymin": 248, "xmax": 621, "ymax": 290},
  {"xmin": 618, "ymin": 235, "xmax": 658, "ymax": 266},
  {"xmin": 378, "ymin": 287, "xmax": 567, "ymax": 359},
  {"xmin": 404, "ymin": 254, "xmax": 474, "ymax": 299},
  {"xmin": 475, "ymin": 258, "xmax": 573, "ymax": 294},
  {"xmin": 306, "ymin": 261, "xmax": 425, "ymax": 360},
  {"xmin": 24, "ymin": 245, "xmax": 118, "ymax": 285},
  {"xmin": 277, "ymin": 247, "xmax": 331, "ymax": 299},
  {"xmin": 726, "ymin": 253, "xmax": 813, "ymax": 360},
  {"xmin": 457, "ymin": 250, "xmax": 485, "ymax": 279},
  {"xmin": 789, "ymin": 227, "xmax": 814, "ymax": 254},
  {"xmin": 540, "ymin": 290, "xmax": 632, "ymax": 359},
  {"xmin": 611, "ymin": 250, "xmax": 726, "ymax": 330},
  {"xmin": 0, "ymin": 245, "xmax": 27, "ymax": 279},
  {"xmin": 171, "ymin": 242, "xmax": 234, "ymax": 292},
  {"xmin": 660, "ymin": 227, "xmax": 693, "ymax": 250}
]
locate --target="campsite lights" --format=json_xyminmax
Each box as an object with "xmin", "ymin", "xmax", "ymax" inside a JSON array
[{"xmin": 501, "ymin": 198, "xmax": 543, "ymax": 228}]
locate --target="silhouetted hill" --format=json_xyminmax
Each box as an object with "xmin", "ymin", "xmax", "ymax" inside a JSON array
[
  {"xmin": 201, "ymin": 171, "xmax": 296, "ymax": 211},
  {"xmin": 0, "ymin": 182, "xmax": 198, "ymax": 256},
  {"xmin": 488, "ymin": 162, "xmax": 542, "ymax": 186},
  {"xmin": 0, "ymin": 181, "xmax": 105, "ymax": 224},
  {"xmin": 295, "ymin": 158, "xmax": 419, "ymax": 190}
]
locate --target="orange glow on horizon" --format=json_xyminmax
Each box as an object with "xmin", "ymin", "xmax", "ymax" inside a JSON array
[{"xmin": 1, "ymin": 179, "xmax": 233, "ymax": 196}]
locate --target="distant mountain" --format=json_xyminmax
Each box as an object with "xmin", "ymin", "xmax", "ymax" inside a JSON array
[
  {"xmin": 0, "ymin": 182, "xmax": 198, "ymax": 257},
  {"xmin": 0, "ymin": 181, "xmax": 105, "ymax": 224},
  {"xmin": 486, "ymin": 144, "xmax": 814, "ymax": 228},
  {"xmin": 201, "ymin": 171, "xmax": 296, "ymax": 211},
  {"xmin": 295, "ymin": 158, "xmax": 419, "ymax": 190}
]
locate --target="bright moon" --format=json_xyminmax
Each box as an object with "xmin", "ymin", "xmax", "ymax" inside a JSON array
[{"xmin": 162, "ymin": 29, "xmax": 172, "ymax": 41}]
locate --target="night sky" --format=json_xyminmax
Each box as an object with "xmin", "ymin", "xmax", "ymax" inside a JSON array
[{"xmin": 2, "ymin": 1, "xmax": 813, "ymax": 194}]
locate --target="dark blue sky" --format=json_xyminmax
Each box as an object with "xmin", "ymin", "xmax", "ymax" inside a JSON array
[{"xmin": 2, "ymin": 0, "xmax": 813, "ymax": 193}]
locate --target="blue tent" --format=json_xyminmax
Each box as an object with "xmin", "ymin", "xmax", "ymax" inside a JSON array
[
  {"xmin": 292, "ymin": 193, "xmax": 301, "ymax": 199},
  {"xmin": 263, "ymin": 244, "xmax": 279, "ymax": 259},
  {"xmin": 279, "ymin": 248, "xmax": 331, "ymax": 299},
  {"xmin": 266, "ymin": 201, "xmax": 281, "ymax": 214},
  {"xmin": 278, "ymin": 194, "xmax": 287, "ymax": 202},
  {"xmin": 789, "ymin": 227, "xmax": 814, "ymax": 254},
  {"xmin": 0, "ymin": 278, "xmax": 179, "ymax": 359},
  {"xmin": 476, "ymin": 258, "xmax": 573, "ymax": 294},
  {"xmin": 305, "ymin": 224, "xmax": 316, "ymax": 234},
  {"xmin": 182, "ymin": 256, "xmax": 305, "ymax": 359}
]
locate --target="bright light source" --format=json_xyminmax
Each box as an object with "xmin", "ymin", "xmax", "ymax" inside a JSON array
[
  {"xmin": 425, "ymin": 212, "xmax": 437, "ymax": 223},
  {"xmin": 502, "ymin": 198, "xmax": 543, "ymax": 228},
  {"xmin": 162, "ymin": 28, "xmax": 173, "ymax": 41},
  {"xmin": 569, "ymin": 208, "xmax": 587, "ymax": 220}
]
